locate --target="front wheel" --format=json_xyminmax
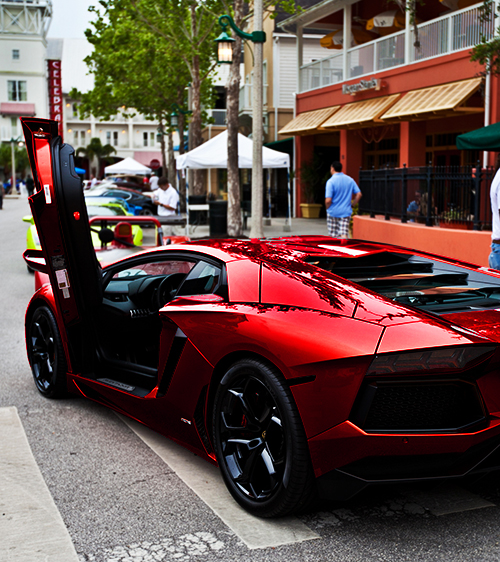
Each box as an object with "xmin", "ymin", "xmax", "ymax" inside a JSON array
[
  {"xmin": 212, "ymin": 358, "xmax": 314, "ymax": 517},
  {"xmin": 27, "ymin": 306, "xmax": 68, "ymax": 398}
]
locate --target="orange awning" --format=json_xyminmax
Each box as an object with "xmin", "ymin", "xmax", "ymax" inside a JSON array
[
  {"xmin": 321, "ymin": 94, "xmax": 401, "ymax": 129},
  {"xmin": 380, "ymin": 78, "xmax": 483, "ymax": 121},
  {"xmin": 278, "ymin": 107, "xmax": 340, "ymax": 136}
]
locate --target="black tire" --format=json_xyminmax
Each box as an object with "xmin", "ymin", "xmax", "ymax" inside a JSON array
[
  {"xmin": 27, "ymin": 306, "xmax": 68, "ymax": 398},
  {"xmin": 212, "ymin": 358, "xmax": 315, "ymax": 517},
  {"xmin": 139, "ymin": 206, "xmax": 155, "ymax": 216}
]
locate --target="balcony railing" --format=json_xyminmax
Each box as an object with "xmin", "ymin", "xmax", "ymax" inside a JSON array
[
  {"xmin": 299, "ymin": 2, "xmax": 494, "ymax": 93},
  {"xmin": 239, "ymin": 83, "xmax": 268, "ymax": 112},
  {"xmin": 207, "ymin": 109, "xmax": 227, "ymax": 126}
]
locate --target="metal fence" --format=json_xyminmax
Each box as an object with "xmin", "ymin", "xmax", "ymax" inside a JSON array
[{"xmin": 358, "ymin": 164, "xmax": 495, "ymax": 231}]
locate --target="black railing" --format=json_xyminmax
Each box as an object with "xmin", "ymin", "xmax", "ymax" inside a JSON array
[{"xmin": 358, "ymin": 164, "xmax": 495, "ymax": 231}]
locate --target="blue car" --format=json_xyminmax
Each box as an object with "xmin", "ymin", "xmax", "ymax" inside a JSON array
[{"xmin": 86, "ymin": 183, "xmax": 156, "ymax": 216}]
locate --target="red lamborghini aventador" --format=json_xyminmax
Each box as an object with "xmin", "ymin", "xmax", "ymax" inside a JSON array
[{"xmin": 22, "ymin": 118, "xmax": 500, "ymax": 518}]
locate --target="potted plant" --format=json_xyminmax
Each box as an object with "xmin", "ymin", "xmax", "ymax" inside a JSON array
[
  {"xmin": 440, "ymin": 207, "xmax": 473, "ymax": 230},
  {"xmin": 299, "ymin": 156, "xmax": 323, "ymax": 219}
]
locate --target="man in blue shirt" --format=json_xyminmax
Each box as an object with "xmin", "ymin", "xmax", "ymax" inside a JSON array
[{"xmin": 325, "ymin": 161, "xmax": 362, "ymax": 238}]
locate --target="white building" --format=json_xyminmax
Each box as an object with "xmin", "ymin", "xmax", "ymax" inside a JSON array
[
  {"xmin": 0, "ymin": 0, "xmax": 52, "ymax": 142},
  {"xmin": 0, "ymin": 0, "xmax": 167, "ymax": 178}
]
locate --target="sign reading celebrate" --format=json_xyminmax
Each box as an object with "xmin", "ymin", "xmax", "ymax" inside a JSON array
[
  {"xmin": 342, "ymin": 79, "xmax": 381, "ymax": 96},
  {"xmin": 47, "ymin": 60, "xmax": 63, "ymax": 137}
]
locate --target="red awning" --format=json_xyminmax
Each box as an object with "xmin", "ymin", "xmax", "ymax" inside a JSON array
[{"xmin": 0, "ymin": 103, "xmax": 36, "ymax": 116}]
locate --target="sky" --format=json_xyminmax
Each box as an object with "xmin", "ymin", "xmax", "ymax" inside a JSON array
[{"xmin": 47, "ymin": 0, "xmax": 97, "ymax": 39}]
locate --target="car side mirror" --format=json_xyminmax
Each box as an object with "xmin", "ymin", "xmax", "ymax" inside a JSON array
[{"xmin": 23, "ymin": 215, "xmax": 35, "ymax": 225}]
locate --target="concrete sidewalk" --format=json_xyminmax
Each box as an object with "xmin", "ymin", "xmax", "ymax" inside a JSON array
[{"xmin": 187, "ymin": 217, "xmax": 328, "ymax": 239}]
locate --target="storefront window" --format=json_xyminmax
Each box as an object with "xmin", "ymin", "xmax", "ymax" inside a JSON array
[{"xmin": 364, "ymin": 137, "xmax": 399, "ymax": 169}]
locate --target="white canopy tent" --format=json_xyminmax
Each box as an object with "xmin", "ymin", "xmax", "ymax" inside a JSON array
[
  {"xmin": 176, "ymin": 130, "xmax": 292, "ymax": 232},
  {"xmin": 104, "ymin": 157, "xmax": 152, "ymax": 176}
]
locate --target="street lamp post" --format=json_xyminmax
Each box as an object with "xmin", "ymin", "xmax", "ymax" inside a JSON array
[
  {"xmin": 215, "ymin": 7, "xmax": 266, "ymax": 238},
  {"xmin": 171, "ymin": 103, "xmax": 192, "ymax": 234},
  {"xmin": 9, "ymin": 137, "xmax": 24, "ymax": 196}
]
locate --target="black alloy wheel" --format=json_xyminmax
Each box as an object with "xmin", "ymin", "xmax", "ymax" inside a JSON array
[
  {"xmin": 27, "ymin": 306, "xmax": 68, "ymax": 398},
  {"xmin": 213, "ymin": 358, "xmax": 314, "ymax": 517}
]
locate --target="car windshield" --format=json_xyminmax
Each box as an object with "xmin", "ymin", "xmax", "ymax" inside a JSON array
[{"xmin": 307, "ymin": 251, "xmax": 500, "ymax": 314}]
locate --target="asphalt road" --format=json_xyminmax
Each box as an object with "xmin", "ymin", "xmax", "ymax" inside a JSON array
[{"xmin": 2, "ymin": 195, "xmax": 500, "ymax": 562}]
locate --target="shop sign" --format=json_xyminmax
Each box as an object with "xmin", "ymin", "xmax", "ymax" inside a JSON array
[
  {"xmin": 47, "ymin": 60, "xmax": 63, "ymax": 137},
  {"xmin": 342, "ymin": 78, "xmax": 381, "ymax": 96}
]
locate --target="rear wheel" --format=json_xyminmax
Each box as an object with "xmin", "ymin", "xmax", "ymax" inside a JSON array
[
  {"xmin": 212, "ymin": 358, "xmax": 314, "ymax": 517},
  {"xmin": 27, "ymin": 306, "xmax": 68, "ymax": 398}
]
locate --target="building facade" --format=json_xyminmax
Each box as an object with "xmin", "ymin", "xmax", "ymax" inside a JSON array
[
  {"xmin": 278, "ymin": 0, "xmax": 498, "ymax": 216},
  {"xmin": 0, "ymin": 0, "xmax": 52, "ymax": 143}
]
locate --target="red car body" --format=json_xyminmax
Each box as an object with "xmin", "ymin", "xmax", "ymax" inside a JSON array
[{"xmin": 21, "ymin": 118, "xmax": 500, "ymax": 517}]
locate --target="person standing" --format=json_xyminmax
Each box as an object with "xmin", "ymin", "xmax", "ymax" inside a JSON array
[
  {"xmin": 489, "ymin": 155, "xmax": 500, "ymax": 269},
  {"xmin": 26, "ymin": 175, "xmax": 35, "ymax": 197},
  {"xmin": 149, "ymin": 173, "xmax": 159, "ymax": 191},
  {"xmin": 325, "ymin": 161, "xmax": 362, "ymax": 238},
  {"xmin": 150, "ymin": 176, "xmax": 179, "ymax": 236}
]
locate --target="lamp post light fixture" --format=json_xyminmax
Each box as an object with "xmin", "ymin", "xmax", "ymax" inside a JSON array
[{"xmin": 215, "ymin": 9, "xmax": 266, "ymax": 238}]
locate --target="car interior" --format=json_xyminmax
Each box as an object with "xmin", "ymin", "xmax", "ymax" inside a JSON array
[{"xmin": 92, "ymin": 255, "xmax": 225, "ymax": 395}]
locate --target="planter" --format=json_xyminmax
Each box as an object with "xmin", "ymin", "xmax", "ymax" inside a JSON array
[
  {"xmin": 300, "ymin": 203, "xmax": 322, "ymax": 219},
  {"xmin": 439, "ymin": 220, "xmax": 473, "ymax": 230}
]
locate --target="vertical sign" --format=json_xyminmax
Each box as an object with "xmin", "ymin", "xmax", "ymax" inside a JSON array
[{"xmin": 47, "ymin": 60, "xmax": 63, "ymax": 138}]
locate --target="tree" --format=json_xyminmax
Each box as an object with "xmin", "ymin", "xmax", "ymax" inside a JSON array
[
  {"xmin": 127, "ymin": 0, "xmax": 224, "ymax": 195},
  {"xmin": 211, "ymin": 0, "xmax": 300, "ymax": 236},
  {"xmin": 71, "ymin": 0, "xmax": 198, "ymax": 201},
  {"xmin": 0, "ymin": 142, "xmax": 30, "ymax": 179},
  {"xmin": 469, "ymin": 1, "xmax": 500, "ymax": 76},
  {"xmin": 76, "ymin": 138, "xmax": 117, "ymax": 177}
]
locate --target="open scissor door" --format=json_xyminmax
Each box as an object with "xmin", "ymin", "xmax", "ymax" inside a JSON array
[{"xmin": 22, "ymin": 117, "xmax": 102, "ymax": 375}]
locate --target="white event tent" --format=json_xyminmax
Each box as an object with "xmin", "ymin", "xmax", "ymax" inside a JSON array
[
  {"xmin": 104, "ymin": 157, "xmax": 152, "ymax": 176},
  {"xmin": 176, "ymin": 130, "xmax": 292, "ymax": 230}
]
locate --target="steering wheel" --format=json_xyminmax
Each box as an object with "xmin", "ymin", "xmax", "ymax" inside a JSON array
[{"xmin": 154, "ymin": 275, "xmax": 178, "ymax": 308}]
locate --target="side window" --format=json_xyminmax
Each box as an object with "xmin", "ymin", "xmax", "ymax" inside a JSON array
[
  {"xmin": 112, "ymin": 260, "xmax": 195, "ymax": 280},
  {"xmin": 177, "ymin": 261, "xmax": 222, "ymax": 296}
]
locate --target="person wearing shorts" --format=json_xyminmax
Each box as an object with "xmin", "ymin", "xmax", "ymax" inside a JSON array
[{"xmin": 325, "ymin": 161, "xmax": 362, "ymax": 239}]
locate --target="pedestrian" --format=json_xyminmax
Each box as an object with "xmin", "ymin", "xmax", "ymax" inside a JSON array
[
  {"xmin": 489, "ymin": 154, "xmax": 500, "ymax": 269},
  {"xmin": 325, "ymin": 161, "xmax": 362, "ymax": 238},
  {"xmin": 150, "ymin": 176, "xmax": 179, "ymax": 236},
  {"xmin": 26, "ymin": 175, "xmax": 34, "ymax": 197},
  {"xmin": 149, "ymin": 173, "xmax": 159, "ymax": 191},
  {"xmin": 90, "ymin": 174, "xmax": 98, "ymax": 188},
  {"xmin": 407, "ymin": 191, "xmax": 421, "ymax": 222}
]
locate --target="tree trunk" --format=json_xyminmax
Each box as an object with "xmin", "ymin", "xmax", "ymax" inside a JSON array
[
  {"xmin": 159, "ymin": 117, "xmax": 168, "ymax": 179},
  {"xmin": 226, "ymin": 0, "xmax": 243, "ymax": 237},
  {"xmin": 177, "ymin": 114, "xmax": 186, "ymax": 212},
  {"xmin": 167, "ymin": 130, "xmax": 176, "ymax": 188},
  {"xmin": 189, "ymin": 6, "xmax": 204, "ymax": 196}
]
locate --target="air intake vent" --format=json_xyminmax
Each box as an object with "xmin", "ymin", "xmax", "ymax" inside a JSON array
[{"xmin": 350, "ymin": 379, "xmax": 485, "ymax": 433}]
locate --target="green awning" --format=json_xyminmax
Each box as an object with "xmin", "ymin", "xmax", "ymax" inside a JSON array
[{"xmin": 457, "ymin": 122, "xmax": 500, "ymax": 151}]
